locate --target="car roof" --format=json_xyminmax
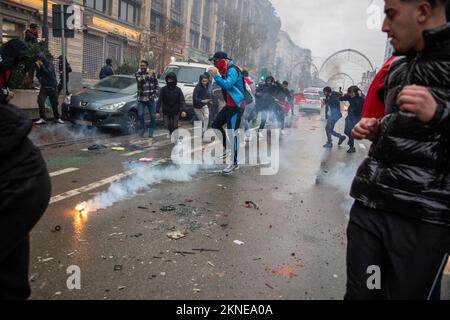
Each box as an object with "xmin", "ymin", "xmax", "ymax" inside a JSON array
[{"xmin": 166, "ymin": 62, "xmax": 211, "ymax": 69}]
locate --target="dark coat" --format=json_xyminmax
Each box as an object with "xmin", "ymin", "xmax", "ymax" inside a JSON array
[
  {"xmin": 324, "ymin": 92, "xmax": 342, "ymax": 121},
  {"xmin": 256, "ymin": 83, "xmax": 277, "ymax": 111},
  {"xmin": 36, "ymin": 58, "xmax": 57, "ymax": 89},
  {"xmin": 99, "ymin": 65, "xmax": 114, "ymax": 79},
  {"xmin": 193, "ymin": 82, "xmax": 211, "ymax": 109},
  {"xmin": 157, "ymin": 73, "xmax": 185, "ymax": 117},
  {"xmin": 340, "ymin": 95, "xmax": 365, "ymax": 119},
  {"xmin": 350, "ymin": 23, "xmax": 450, "ymax": 227},
  {"xmin": 0, "ymin": 104, "xmax": 47, "ymax": 181}
]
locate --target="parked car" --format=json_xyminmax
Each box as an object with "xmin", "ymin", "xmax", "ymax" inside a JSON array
[
  {"xmin": 62, "ymin": 75, "xmax": 148, "ymax": 133},
  {"xmin": 299, "ymin": 87, "xmax": 323, "ymax": 113}
]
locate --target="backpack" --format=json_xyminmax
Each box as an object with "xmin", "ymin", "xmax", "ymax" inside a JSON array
[{"xmin": 227, "ymin": 64, "xmax": 254, "ymax": 106}]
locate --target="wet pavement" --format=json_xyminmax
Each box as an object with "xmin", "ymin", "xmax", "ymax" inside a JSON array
[{"xmin": 27, "ymin": 113, "xmax": 450, "ymax": 300}]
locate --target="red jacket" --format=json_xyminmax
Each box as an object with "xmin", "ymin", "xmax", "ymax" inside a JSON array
[{"xmin": 362, "ymin": 56, "xmax": 396, "ymax": 119}]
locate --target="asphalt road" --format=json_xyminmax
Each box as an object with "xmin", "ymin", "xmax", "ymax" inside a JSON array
[{"xmin": 27, "ymin": 112, "xmax": 450, "ymax": 300}]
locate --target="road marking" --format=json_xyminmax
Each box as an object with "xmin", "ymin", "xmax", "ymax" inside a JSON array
[
  {"xmin": 49, "ymin": 167, "xmax": 79, "ymax": 177},
  {"xmin": 122, "ymin": 150, "xmax": 146, "ymax": 156},
  {"xmin": 49, "ymin": 159, "xmax": 167, "ymax": 204},
  {"xmin": 359, "ymin": 143, "xmax": 367, "ymax": 150}
]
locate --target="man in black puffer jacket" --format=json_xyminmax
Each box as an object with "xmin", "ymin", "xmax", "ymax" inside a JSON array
[
  {"xmin": 346, "ymin": 0, "xmax": 450, "ymax": 300},
  {"xmin": 0, "ymin": 39, "xmax": 51, "ymax": 300}
]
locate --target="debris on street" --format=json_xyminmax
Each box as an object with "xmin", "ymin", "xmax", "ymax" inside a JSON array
[
  {"xmin": 233, "ymin": 240, "xmax": 245, "ymax": 246},
  {"xmin": 167, "ymin": 231, "xmax": 188, "ymax": 240}
]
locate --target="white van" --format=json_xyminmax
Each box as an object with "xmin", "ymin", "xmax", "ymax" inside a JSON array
[{"xmin": 159, "ymin": 62, "xmax": 212, "ymax": 107}]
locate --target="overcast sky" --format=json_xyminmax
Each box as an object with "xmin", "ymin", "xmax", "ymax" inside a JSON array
[{"xmin": 270, "ymin": 0, "xmax": 388, "ymax": 80}]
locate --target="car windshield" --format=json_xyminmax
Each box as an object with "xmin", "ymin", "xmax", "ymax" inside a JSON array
[
  {"xmin": 305, "ymin": 94, "xmax": 320, "ymax": 100},
  {"xmin": 92, "ymin": 76, "xmax": 136, "ymax": 95},
  {"xmin": 161, "ymin": 66, "xmax": 206, "ymax": 84}
]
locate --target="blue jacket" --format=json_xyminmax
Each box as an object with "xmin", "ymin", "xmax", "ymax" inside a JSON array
[{"xmin": 213, "ymin": 61, "xmax": 244, "ymax": 107}]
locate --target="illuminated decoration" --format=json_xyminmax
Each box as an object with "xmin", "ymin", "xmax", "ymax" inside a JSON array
[{"xmin": 91, "ymin": 16, "xmax": 140, "ymax": 41}]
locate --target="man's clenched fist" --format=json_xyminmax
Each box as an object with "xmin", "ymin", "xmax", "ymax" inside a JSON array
[{"xmin": 352, "ymin": 118, "xmax": 380, "ymax": 141}]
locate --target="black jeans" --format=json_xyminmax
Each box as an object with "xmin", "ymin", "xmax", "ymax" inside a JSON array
[
  {"xmin": 344, "ymin": 117, "xmax": 360, "ymax": 148},
  {"xmin": 345, "ymin": 201, "xmax": 450, "ymax": 300},
  {"xmin": 164, "ymin": 114, "xmax": 180, "ymax": 135},
  {"xmin": 38, "ymin": 87, "xmax": 59, "ymax": 120},
  {"xmin": 0, "ymin": 171, "xmax": 51, "ymax": 300},
  {"xmin": 325, "ymin": 117, "xmax": 343, "ymax": 143},
  {"xmin": 212, "ymin": 105, "xmax": 243, "ymax": 165}
]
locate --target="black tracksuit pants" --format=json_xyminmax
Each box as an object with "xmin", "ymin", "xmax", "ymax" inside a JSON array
[
  {"xmin": 345, "ymin": 201, "xmax": 450, "ymax": 300},
  {"xmin": 0, "ymin": 172, "xmax": 51, "ymax": 299},
  {"xmin": 38, "ymin": 87, "xmax": 59, "ymax": 120}
]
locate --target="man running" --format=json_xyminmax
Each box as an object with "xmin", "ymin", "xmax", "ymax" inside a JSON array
[
  {"xmin": 209, "ymin": 52, "xmax": 245, "ymax": 175},
  {"xmin": 323, "ymin": 86, "xmax": 345, "ymax": 148}
]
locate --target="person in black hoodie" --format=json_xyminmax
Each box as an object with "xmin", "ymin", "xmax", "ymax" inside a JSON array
[
  {"xmin": 34, "ymin": 52, "xmax": 63, "ymax": 124},
  {"xmin": 157, "ymin": 72, "xmax": 185, "ymax": 138},
  {"xmin": 57, "ymin": 55, "xmax": 72, "ymax": 96},
  {"xmin": 255, "ymin": 76, "xmax": 277, "ymax": 137},
  {"xmin": 0, "ymin": 39, "xmax": 51, "ymax": 300},
  {"xmin": 340, "ymin": 86, "xmax": 365, "ymax": 153},
  {"xmin": 323, "ymin": 86, "xmax": 346, "ymax": 148}
]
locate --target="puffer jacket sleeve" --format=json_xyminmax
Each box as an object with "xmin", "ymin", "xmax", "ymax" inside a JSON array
[{"xmin": 428, "ymin": 91, "xmax": 450, "ymax": 136}]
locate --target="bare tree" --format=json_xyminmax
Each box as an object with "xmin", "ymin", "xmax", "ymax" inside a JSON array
[
  {"xmin": 222, "ymin": 9, "xmax": 266, "ymax": 69},
  {"xmin": 150, "ymin": 16, "xmax": 183, "ymax": 74}
]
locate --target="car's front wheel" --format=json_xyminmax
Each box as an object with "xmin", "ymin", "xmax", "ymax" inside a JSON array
[{"xmin": 125, "ymin": 110, "xmax": 139, "ymax": 135}]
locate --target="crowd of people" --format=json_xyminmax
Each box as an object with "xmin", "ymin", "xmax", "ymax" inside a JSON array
[{"xmin": 0, "ymin": 0, "xmax": 449, "ymax": 301}]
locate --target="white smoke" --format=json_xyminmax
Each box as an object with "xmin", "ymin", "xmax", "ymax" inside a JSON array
[
  {"xmin": 29, "ymin": 124, "xmax": 106, "ymax": 147},
  {"xmin": 321, "ymin": 161, "xmax": 358, "ymax": 217},
  {"xmin": 82, "ymin": 162, "xmax": 200, "ymax": 213}
]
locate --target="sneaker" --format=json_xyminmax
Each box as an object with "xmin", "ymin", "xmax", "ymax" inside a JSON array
[
  {"xmin": 338, "ymin": 136, "xmax": 347, "ymax": 146},
  {"xmin": 55, "ymin": 118, "xmax": 64, "ymax": 124},
  {"xmin": 34, "ymin": 118, "xmax": 46, "ymax": 125},
  {"xmin": 323, "ymin": 142, "xmax": 333, "ymax": 148},
  {"xmin": 222, "ymin": 164, "xmax": 240, "ymax": 175},
  {"xmin": 258, "ymin": 131, "xmax": 264, "ymax": 138},
  {"xmin": 166, "ymin": 133, "xmax": 171, "ymax": 139},
  {"xmin": 347, "ymin": 147, "xmax": 356, "ymax": 154}
]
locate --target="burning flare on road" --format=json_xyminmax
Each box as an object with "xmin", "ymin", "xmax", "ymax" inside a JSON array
[{"xmin": 75, "ymin": 202, "xmax": 90, "ymax": 217}]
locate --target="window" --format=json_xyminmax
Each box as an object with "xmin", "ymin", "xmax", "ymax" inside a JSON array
[
  {"xmin": 150, "ymin": 11, "xmax": 164, "ymax": 33},
  {"xmin": 151, "ymin": 0, "xmax": 164, "ymax": 13},
  {"xmin": 201, "ymin": 36, "xmax": 210, "ymax": 52},
  {"xmin": 190, "ymin": 31, "xmax": 199, "ymax": 49},
  {"xmin": 119, "ymin": 0, "xmax": 140, "ymax": 24},
  {"xmin": 202, "ymin": 0, "xmax": 211, "ymax": 34},
  {"xmin": 84, "ymin": 0, "xmax": 111, "ymax": 14},
  {"xmin": 161, "ymin": 66, "xmax": 206, "ymax": 84},
  {"xmin": 171, "ymin": 0, "xmax": 183, "ymax": 25}
]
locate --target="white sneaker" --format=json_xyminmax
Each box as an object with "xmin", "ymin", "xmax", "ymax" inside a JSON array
[
  {"xmin": 55, "ymin": 118, "xmax": 64, "ymax": 124},
  {"xmin": 222, "ymin": 164, "xmax": 239, "ymax": 175},
  {"xmin": 258, "ymin": 131, "xmax": 264, "ymax": 138},
  {"xmin": 166, "ymin": 133, "xmax": 171, "ymax": 139},
  {"xmin": 34, "ymin": 119, "xmax": 46, "ymax": 125}
]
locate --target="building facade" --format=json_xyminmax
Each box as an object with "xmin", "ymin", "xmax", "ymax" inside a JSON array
[{"xmin": 1, "ymin": 0, "xmax": 287, "ymax": 87}]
